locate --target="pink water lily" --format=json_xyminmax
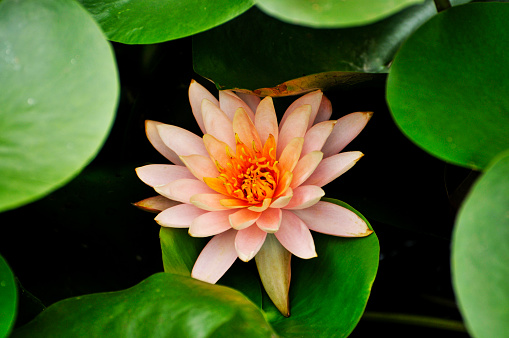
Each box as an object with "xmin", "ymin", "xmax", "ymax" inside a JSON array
[{"xmin": 136, "ymin": 80, "xmax": 373, "ymax": 316}]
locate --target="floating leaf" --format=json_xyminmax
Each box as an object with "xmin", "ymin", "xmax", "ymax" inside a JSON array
[
  {"xmin": 452, "ymin": 150, "xmax": 509, "ymax": 337},
  {"xmin": 78, "ymin": 0, "xmax": 254, "ymax": 44},
  {"xmin": 0, "ymin": 0, "xmax": 118, "ymax": 212},
  {"xmin": 0, "ymin": 255, "xmax": 17, "ymax": 338},
  {"xmin": 386, "ymin": 2, "xmax": 509, "ymax": 169},
  {"xmin": 13, "ymin": 273, "xmax": 275, "ymax": 337},
  {"xmin": 255, "ymin": 0, "xmax": 425, "ymax": 28}
]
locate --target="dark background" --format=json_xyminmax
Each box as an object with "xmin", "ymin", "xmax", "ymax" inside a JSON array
[{"xmin": 0, "ymin": 36, "xmax": 472, "ymax": 337}]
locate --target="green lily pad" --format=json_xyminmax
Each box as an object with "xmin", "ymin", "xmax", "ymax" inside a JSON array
[
  {"xmin": 0, "ymin": 255, "xmax": 17, "ymax": 338},
  {"xmin": 193, "ymin": 3, "xmax": 436, "ymax": 95},
  {"xmin": 452, "ymin": 150, "xmax": 509, "ymax": 337},
  {"xmin": 265, "ymin": 198, "xmax": 379, "ymax": 337},
  {"xmin": 0, "ymin": 0, "xmax": 118, "ymax": 212},
  {"xmin": 78, "ymin": 0, "xmax": 254, "ymax": 44},
  {"xmin": 386, "ymin": 2, "xmax": 509, "ymax": 170},
  {"xmin": 13, "ymin": 273, "xmax": 276, "ymax": 337},
  {"xmin": 255, "ymin": 0, "xmax": 425, "ymax": 28}
]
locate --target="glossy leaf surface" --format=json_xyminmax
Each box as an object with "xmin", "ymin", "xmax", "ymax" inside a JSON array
[
  {"xmin": 387, "ymin": 3, "xmax": 509, "ymax": 169},
  {"xmin": 0, "ymin": 0, "xmax": 118, "ymax": 212},
  {"xmin": 0, "ymin": 255, "xmax": 17, "ymax": 338},
  {"xmin": 78, "ymin": 0, "xmax": 254, "ymax": 44},
  {"xmin": 452, "ymin": 151, "xmax": 509, "ymax": 337}
]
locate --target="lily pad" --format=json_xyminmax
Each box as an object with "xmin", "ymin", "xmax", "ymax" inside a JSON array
[
  {"xmin": 13, "ymin": 273, "xmax": 276, "ymax": 337},
  {"xmin": 78, "ymin": 0, "xmax": 254, "ymax": 44},
  {"xmin": 386, "ymin": 2, "xmax": 509, "ymax": 169},
  {"xmin": 0, "ymin": 0, "xmax": 118, "ymax": 212},
  {"xmin": 0, "ymin": 255, "xmax": 17, "ymax": 338},
  {"xmin": 452, "ymin": 150, "xmax": 509, "ymax": 337},
  {"xmin": 255, "ymin": 0, "xmax": 425, "ymax": 28},
  {"xmin": 193, "ymin": 2, "xmax": 437, "ymax": 95}
]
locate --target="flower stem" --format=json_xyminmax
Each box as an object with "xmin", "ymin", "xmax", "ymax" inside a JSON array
[
  {"xmin": 362, "ymin": 312, "xmax": 467, "ymax": 332},
  {"xmin": 434, "ymin": 0, "xmax": 452, "ymax": 12}
]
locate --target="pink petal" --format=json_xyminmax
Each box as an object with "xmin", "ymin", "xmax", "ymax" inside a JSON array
[
  {"xmin": 291, "ymin": 201, "xmax": 372, "ymax": 237},
  {"xmin": 202, "ymin": 99, "xmax": 236, "ymax": 150},
  {"xmin": 279, "ymin": 90, "xmax": 323, "ymax": 131},
  {"xmin": 136, "ymin": 164, "xmax": 195, "ymax": 187},
  {"xmin": 270, "ymin": 187, "xmax": 293, "ymax": 209},
  {"xmin": 235, "ymin": 225, "xmax": 267, "ymax": 262},
  {"xmin": 236, "ymin": 91, "xmax": 261, "ymax": 113},
  {"xmin": 203, "ymin": 134, "xmax": 232, "ymax": 169},
  {"xmin": 190, "ymin": 193, "xmax": 230, "ymax": 211},
  {"xmin": 189, "ymin": 79, "xmax": 218, "ymax": 134},
  {"xmin": 303, "ymin": 151, "xmax": 363, "ymax": 187},
  {"xmin": 133, "ymin": 196, "xmax": 180, "ymax": 213},
  {"xmin": 278, "ymin": 137, "xmax": 304, "ymax": 174},
  {"xmin": 256, "ymin": 208, "xmax": 282, "ymax": 233},
  {"xmin": 233, "ymin": 108, "xmax": 262, "ymax": 151},
  {"xmin": 321, "ymin": 112, "xmax": 373, "ymax": 158},
  {"xmin": 247, "ymin": 198, "xmax": 271, "ymax": 212},
  {"xmin": 180, "ymin": 155, "xmax": 219, "ymax": 182},
  {"xmin": 301, "ymin": 120, "xmax": 336, "ymax": 158},
  {"xmin": 290, "ymin": 151, "xmax": 323, "ymax": 189},
  {"xmin": 313, "ymin": 94, "xmax": 332, "ymax": 124},
  {"xmin": 155, "ymin": 204, "xmax": 207, "ymax": 228},
  {"xmin": 283, "ymin": 185, "xmax": 324, "ymax": 210},
  {"xmin": 155, "ymin": 178, "xmax": 215, "ymax": 204},
  {"xmin": 255, "ymin": 234, "xmax": 291, "ymax": 317},
  {"xmin": 274, "ymin": 210, "xmax": 317, "ymax": 259},
  {"xmin": 277, "ymin": 105, "xmax": 311, "ymax": 157},
  {"xmin": 191, "ymin": 229, "xmax": 238, "ymax": 284},
  {"xmin": 156, "ymin": 123, "xmax": 208, "ymax": 158},
  {"xmin": 229, "ymin": 209, "xmax": 261, "ymax": 230},
  {"xmin": 254, "ymin": 96, "xmax": 279, "ymax": 145},
  {"xmin": 189, "ymin": 210, "xmax": 235, "ymax": 237},
  {"xmin": 219, "ymin": 90, "xmax": 256, "ymax": 122},
  {"xmin": 145, "ymin": 120, "xmax": 182, "ymax": 165}
]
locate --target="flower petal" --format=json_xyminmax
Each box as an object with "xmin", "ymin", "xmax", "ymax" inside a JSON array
[
  {"xmin": 321, "ymin": 112, "xmax": 373, "ymax": 158},
  {"xmin": 203, "ymin": 134, "xmax": 233, "ymax": 169},
  {"xmin": 145, "ymin": 120, "xmax": 182, "ymax": 165},
  {"xmin": 270, "ymin": 187, "xmax": 293, "ymax": 209},
  {"xmin": 290, "ymin": 151, "xmax": 323, "ymax": 189},
  {"xmin": 247, "ymin": 198, "xmax": 271, "ymax": 212},
  {"xmin": 202, "ymin": 98, "xmax": 236, "ymax": 150},
  {"xmin": 221, "ymin": 198, "xmax": 251, "ymax": 209},
  {"xmin": 236, "ymin": 91, "xmax": 261, "ymax": 113},
  {"xmin": 133, "ymin": 196, "xmax": 180, "ymax": 213},
  {"xmin": 303, "ymin": 151, "xmax": 363, "ymax": 187},
  {"xmin": 155, "ymin": 179, "xmax": 215, "ymax": 204},
  {"xmin": 180, "ymin": 155, "xmax": 219, "ymax": 182},
  {"xmin": 273, "ymin": 171, "xmax": 293, "ymax": 199},
  {"xmin": 235, "ymin": 225, "xmax": 267, "ymax": 262},
  {"xmin": 190, "ymin": 194, "xmax": 230, "ymax": 211},
  {"xmin": 284, "ymin": 185, "xmax": 325, "ymax": 210},
  {"xmin": 136, "ymin": 164, "xmax": 195, "ymax": 187},
  {"xmin": 229, "ymin": 209, "xmax": 261, "ymax": 230},
  {"xmin": 277, "ymin": 105, "xmax": 311, "ymax": 157},
  {"xmin": 291, "ymin": 201, "xmax": 372, "ymax": 237},
  {"xmin": 189, "ymin": 79, "xmax": 219, "ymax": 134},
  {"xmin": 255, "ymin": 234, "xmax": 291, "ymax": 317},
  {"xmin": 156, "ymin": 123, "xmax": 208, "ymax": 158},
  {"xmin": 313, "ymin": 94, "xmax": 332, "ymax": 124},
  {"xmin": 279, "ymin": 90, "xmax": 323, "ymax": 130},
  {"xmin": 219, "ymin": 90, "xmax": 256, "ymax": 122},
  {"xmin": 189, "ymin": 210, "xmax": 235, "ymax": 237},
  {"xmin": 301, "ymin": 120, "xmax": 336, "ymax": 158},
  {"xmin": 256, "ymin": 208, "xmax": 282, "ymax": 233},
  {"xmin": 233, "ymin": 107, "xmax": 262, "ymax": 151},
  {"xmin": 278, "ymin": 137, "xmax": 304, "ymax": 174},
  {"xmin": 191, "ymin": 229, "xmax": 237, "ymax": 284},
  {"xmin": 203, "ymin": 177, "xmax": 229, "ymax": 195},
  {"xmin": 155, "ymin": 204, "xmax": 207, "ymax": 228},
  {"xmin": 254, "ymin": 96, "xmax": 278, "ymax": 145},
  {"xmin": 275, "ymin": 210, "xmax": 317, "ymax": 259}
]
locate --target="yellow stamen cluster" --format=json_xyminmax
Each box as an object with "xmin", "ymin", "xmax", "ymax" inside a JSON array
[{"xmin": 217, "ymin": 134, "xmax": 279, "ymax": 204}]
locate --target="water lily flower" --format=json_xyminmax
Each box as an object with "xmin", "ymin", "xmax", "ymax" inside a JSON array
[{"xmin": 136, "ymin": 80, "xmax": 373, "ymax": 316}]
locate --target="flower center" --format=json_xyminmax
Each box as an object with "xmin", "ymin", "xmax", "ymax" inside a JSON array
[{"xmin": 217, "ymin": 134, "xmax": 279, "ymax": 204}]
